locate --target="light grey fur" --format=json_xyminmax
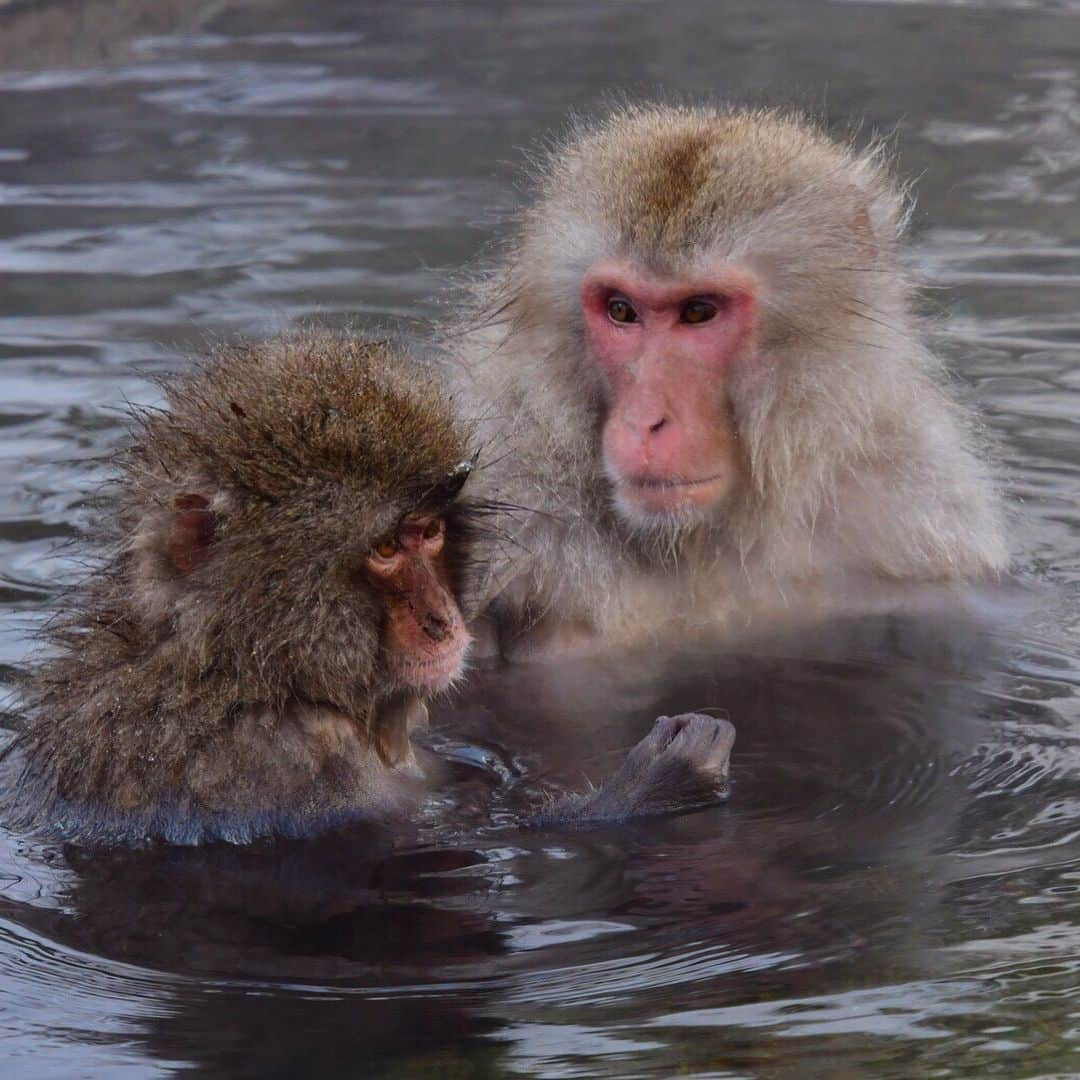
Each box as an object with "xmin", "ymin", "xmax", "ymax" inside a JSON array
[{"xmin": 442, "ymin": 104, "xmax": 1008, "ymax": 653}]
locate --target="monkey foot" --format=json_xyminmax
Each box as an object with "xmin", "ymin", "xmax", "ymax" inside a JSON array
[{"xmin": 544, "ymin": 713, "xmax": 735, "ymax": 826}]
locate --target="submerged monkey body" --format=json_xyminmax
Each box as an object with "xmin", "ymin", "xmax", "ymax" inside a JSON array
[
  {"xmin": 14, "ymin": 693, "xmax": 420, "ymax": 846},
  {"xmin": 7, "ymin": 336, "xmax": 477, "ymax": 845},
  {"xmin": 451, "ymin": 104, "xmax": 1007, "ymax": 654}
]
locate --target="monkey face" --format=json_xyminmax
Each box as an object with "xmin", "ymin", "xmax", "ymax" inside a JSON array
[
  {"xmin": 146, "ymin": 485, "xmax": 475, "ymax": 712},
  {"xmin": 363, "ymin": 512, "xmax": 472, "ymax": 692},
  {"xmin": 581, "ymin": 260, "xmax": 757, "ymax": 526}
]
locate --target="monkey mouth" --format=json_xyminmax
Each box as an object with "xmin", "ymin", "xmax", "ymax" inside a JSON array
[
  {"xmin": 393, "ymin": 639, "xmax": 470, "ymax": 692},
  {"xmin": 617, "ymin": 472, "xmax": 731, "ymax": 514}
]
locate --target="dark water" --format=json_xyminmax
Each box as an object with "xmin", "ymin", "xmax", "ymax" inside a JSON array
[{"xmin": 0, "ymin": 1, "xmax": 1078, "ymax": 1076}]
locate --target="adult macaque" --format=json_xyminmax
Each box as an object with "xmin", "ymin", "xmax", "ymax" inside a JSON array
[
  {"xmin": 450, "ymin": 105, "xmax": 1008, "ymax": 656},
  {"xmin": 4, "ymin": 333, "xmax": 733, "ymax": 845}
]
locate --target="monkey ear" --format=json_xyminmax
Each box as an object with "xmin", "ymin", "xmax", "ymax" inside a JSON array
[{"xmin": 168, "ymin": 494, "xmax": 216, "ymax": 574}]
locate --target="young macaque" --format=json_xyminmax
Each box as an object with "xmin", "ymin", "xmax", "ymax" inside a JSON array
[
  {"xmin": 448, "ymin": 104, "xmax": 1009, "ymax": 658},
  {"xmin": 6, "ymin": 335, "xmax": 480, "ymax": 844},
  {"xmin": 4, "ymin": 332, "xmax": 734, "ymax": 845}
]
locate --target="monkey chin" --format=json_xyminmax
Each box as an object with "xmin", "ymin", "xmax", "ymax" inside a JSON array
[{"xmin": 393, "ymin": 638, "xmax": 471, "ymax": 694}]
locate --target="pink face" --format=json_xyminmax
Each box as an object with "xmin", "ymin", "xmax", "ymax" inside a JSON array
[
  {"xmin": 582, "ymin": 261, "xmax": 757, "ymax": 520},
  {"xmin": 364, "ymin": 515, "xmax": 471, "ymax": 691}
]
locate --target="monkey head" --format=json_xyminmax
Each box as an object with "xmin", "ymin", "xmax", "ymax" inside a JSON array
[
  {"xmin": 505, "ymin": 105, "xmax": 907, "ymax": 538},
  {"xmin": 125, "ymin": 335, "xmax": 476, "ymax": 716}
]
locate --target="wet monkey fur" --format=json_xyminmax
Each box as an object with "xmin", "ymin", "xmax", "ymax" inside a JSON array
[
  {"xmin": 6, "ymin": 336, "xmax": 481, "ymax": 844},
  {"xmin": 5, "ymin": 334, "xmax": 734, "ymax": 844},
  {"xmin": 450, "ymin": 104, "xmax": 1008, "ymax": 656}
]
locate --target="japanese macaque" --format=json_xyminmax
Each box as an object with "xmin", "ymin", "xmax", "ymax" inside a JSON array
[
  {"xmin": 6, "ymin": 335, "xmax": 480, "ymax": 844},
  {"xmin": 4, "ymin": 333, "xmax": 734, "ymax": 845},
  {"xmin": 449, "ymin": 105, "xmax": 1009, "ymax": 656}
]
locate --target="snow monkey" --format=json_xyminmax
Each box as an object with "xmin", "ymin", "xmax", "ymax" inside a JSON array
[
  {"xmin": 450, "ymin": 104, "xmax": 1008, "ymax": 657},
  {"xmin": 5, "ymin": 333, "xmax": 734, "ymax": 845},
  {"xmin": 5, "ymin": 335, "xmax": 479, "ymax": 844}
]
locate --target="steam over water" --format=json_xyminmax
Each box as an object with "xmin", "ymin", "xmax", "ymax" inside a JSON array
[{"xmin": 0, "ymin": 1, "xmax": 1078, "ymax": 1076}]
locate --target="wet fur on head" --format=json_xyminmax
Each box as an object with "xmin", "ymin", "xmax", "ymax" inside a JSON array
[{"xmin": 126, "ymin": 332, "xmax": 477, "ymax": 711}]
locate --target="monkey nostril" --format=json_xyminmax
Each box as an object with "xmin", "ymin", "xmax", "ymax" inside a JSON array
[
  {"xmin": 648, "ymin": 417, "xmax": 668, "ymax": 435},
  {"xmin": 423, "ymin": 614, "xmax": 452, "ymax": 643}
]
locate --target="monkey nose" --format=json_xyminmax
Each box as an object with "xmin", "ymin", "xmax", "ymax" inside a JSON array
[
  {"xmin": 637, "ymin": 414, "xmax": 675, "ymax": 455},
  {"xmin": 636, "ymin": 414, "xmax": 683, "ymax": 470},
  {"xmin": 605, "ymin": 410, "xmax": 679, "ymax": 476},
  {"xmin": 421, "ymin": 611, "xmax": 453, "ymax": 643},
  {"xmin": 622, "ymin": 412, "xmax": 669, "ymax": 440}
]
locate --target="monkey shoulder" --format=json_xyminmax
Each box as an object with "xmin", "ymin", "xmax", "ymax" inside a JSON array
[{"xmin": 4, "ymin": 700, "xmax": 423, "ymax": 846}]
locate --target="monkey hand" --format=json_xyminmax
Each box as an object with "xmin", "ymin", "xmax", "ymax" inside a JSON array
[{"xmin": 536, "ymin": 713, "xmax": 735, "ymax": 826}]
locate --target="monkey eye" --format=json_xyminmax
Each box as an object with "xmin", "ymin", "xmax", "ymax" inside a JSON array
[
  {"xmin": 422, "ymin": 517, "xmax": 444, "ymax": 540},
  {"xmin": 681, "ymin": 299, "xmax": 719, "ymax": 324},
  {"xmin": 374, "ymin": 538, "xmax": 399, "ymax": 559},
  {"xmin": 607, "ymin": 297, "xmax": 638, "ymax": 324}
]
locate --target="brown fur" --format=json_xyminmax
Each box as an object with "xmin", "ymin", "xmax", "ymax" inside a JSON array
[
  {"xmin": 6, "ymin": 333, "xmax": 478, "ymax": 844},
  {"xmin": 447, "ymin": 104, "xmax": 1008, "ymax": 653}
]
